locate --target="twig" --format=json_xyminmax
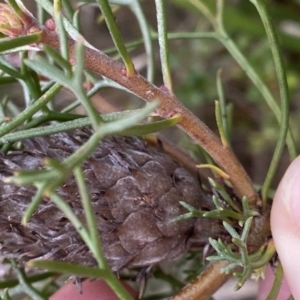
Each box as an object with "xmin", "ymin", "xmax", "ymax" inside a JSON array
[
  {"xmin": 251, "ymin": 0, "xmax": 290, "ymax": 207},
  {"xmin": 39, "ymin": 28, "xmax": 258, "ymax": 204},
  {"xmin": 169, "ymin": 261, "xmax": 231, "ymax": 300}
]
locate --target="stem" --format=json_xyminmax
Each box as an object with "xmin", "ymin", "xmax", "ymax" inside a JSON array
[
  {"xmin": 251, "ymin": 0, "xmax": 290, "ymax": 206},
  {"xmin": 74, "ymin": 166, "xmax": 108, "ymax": 269},
  {"xmin": 27, "ymin": 260, "xmax": 106, "ymax": 278},
  {"xmin": 75, "ymin": 168, "xmax": 135, "ymax": 297},
  {"xmin": 0, "ymin": 83, "xmax": 62, "ymax": 138},
  {"xmin": 265, "ymin": 262, "xmax": 283, "ymax": 300},
  {"xmin": 22, "ymin": 182, "xmax": 48, "ymax": 224},
  {"xmin": 40, "ymin": 29, "xmax": 258, "ymax": 204},
  {"xmin": 0, "ymin": 272, "xmax": 57, "ymax": 289},
  {"xmin": 215, "ymin": 100, "xmax": 228, "ymax": 147},
  {"xmin": 188, "ymin": 0, "xmax": 216, "ymax": 26},
  {"xmin": 50, "ymin": 193, "xmax": 95, "ymax": 252},
  {"xmin": 216, "ymin": 69, "xmax": 230, "ymax": 144},
  {"xmin": 105, "ymin": 273, "xmax": 134, "ymax": 300},
  {"xmin": 37, "ymin": 2, "xmax": 46, "ymax": 23},
  {"xmin": 96, "ymin": 0, "xmax": 135, "ymax": 76},
  {"xmin": 6, "ymin": 0, "xmax": 23, "ymax": 16},
  {"xmin": 155, "ymin": 0, "xmax": 173, "ymax": 92},
  {"xmin": 0, "ymin": 34, "xmax": 41, "ymax": 52},
  {"xmin": 62, "ymin": 0, "xmax": 74, "ymax": 20},
  {"xmin": 169, "ymin": 261, "xmax": 231, "ymax": 300},
  {"xmin": 129, "ymin": 0, "xmax": 154, "ymax": 82},
  {"xmin": 20, "ymin": 52, "xmax": 43, "ymax": 104},
  {"xmin": 71, "ymin": 42, "xmax": 103, "ymax": 129},
  {"xmin": 14, "ymin": 264, "xmax": 46, "ymax": 300},
  {"xmin": 53, "ymin": 9, "xmax": 69, "ymax": 61}
]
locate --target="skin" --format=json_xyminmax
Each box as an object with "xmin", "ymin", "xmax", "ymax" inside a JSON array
[
  {"xmin": 258, "ymin": 155, "xmax": 300, "ymax": 299},
  {"xmin": 50, "ymin": 279, "xmax": 136, "ymax": 300},
  {"xmin": 52, "ymin": 156, "xmax": 300, "ymax": 300}
]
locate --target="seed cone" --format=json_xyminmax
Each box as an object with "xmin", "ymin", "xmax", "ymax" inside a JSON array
[{"xmin": 0, "ymin": 129, "xmax": 221, "ymax": 272}]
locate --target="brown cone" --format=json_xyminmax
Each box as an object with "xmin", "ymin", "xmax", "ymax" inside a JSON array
[{"xmin": 0, "ymin": 129, "xmax": 220, "ymax": 272}]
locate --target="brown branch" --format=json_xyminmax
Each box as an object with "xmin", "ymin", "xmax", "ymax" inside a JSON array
[
  {"xmin": 40, "ymin": 29, "xmax": 258, "ymax": 205},
  {"xmin": 169, "ymin": 261, "xmax": 232, "ymax": 300}
]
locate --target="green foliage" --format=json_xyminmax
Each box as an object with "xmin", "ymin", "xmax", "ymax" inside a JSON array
[{"xmin": 207, "ymin": 218, "xmax": 275, "ymax": 291}]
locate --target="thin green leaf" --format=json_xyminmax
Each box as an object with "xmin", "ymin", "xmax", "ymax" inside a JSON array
[
  {"xmin": 155, "ymin": 0, "xmax": 173, "ymax": 91},
  {"xmin": 43, "ymin": 46, "xmax": 72, "ymax": 74},
  {"xmin": 27, "ymin": 260, "xmax": 134, "ymax": 300},
  {"xmin": 22, "ymin": 181, "xmax": 49, "ymax": 224},
  {"xmin": 3, "ymin": 290, "xmax": 11, "ymax": 300},
  {"xmin": 0, "ymin": 57, "xmax": 25, "ymax": 79},
  {"xmin": 5, "ymin": 0, "xmax": 23, "ymax": 17},
  {"xmin": 215, "ymin": 100, "xmax": 227, "ymax": 147},
  {"xmin": 208, "ymin": 177, "xmax": 241, "ymax": 212},
  {"xmin": 121, "ymin": 114, "xmax": 180, "ymax": 136},
  {"xmin": 232, "ymin": 238, "xmax": 246, "ymax": 249},
  {"xmin": 216, "ymin": 69, "xmax": 230, "ymax": 144},
  {"xmin": 24, "ymin": 56, "xmax": 71, "ymax": 87},
  {"xmin": 240, "ymin": 217, "xmax": 253, "ymax": 241},
  {"xmin": 223, "ymin": 222, "xmax": 239, "ymax": 239},
  {"xmin": 72, "ymin": 9, "xmax": 81, "ymax": 32},
  {"xmin": 27, "ymin": 260, "xmax": 106, "ymax": 278},
  {"xmin": 62, "ymin": 0, "xmax": 75, "ymax": 20},
  {"xmin": 74, "ymin": 166, "xmax": 108, "ymax": 269},
  {"xmin": 249, "ymin": 241, "xmax": 275, "ymax": 269},
  {"xmin": 0, "ymin": 109, "xmax": 178, "ymax": 144},
  {"xmin": 4, "ymin": 169, "xmax": 54, "ymax": 185},
  {"xmin": 221, "ymin": 263, "xmax": 239, "ymax": 274},
  {"xmin": 128, "ymin": 0, "xmax": 154, "ymax": 81},
  {"xmin": 178, "ymin": 201, "xmax": 197, "ymax": 211},
  {"xmin": 37, "ymin": 1, "xmax": 46, "ymax": 23},
  {"xmin": 234, "ymin": 269, "xmax": 251, "ymax": 290},
  {"xmin": 0, "ymin": 34, "xmax": 41, "ymax": 52},
  {"xmin": 0, "ymin": 272, "xmax": 57, "ymax": 289},
  {"xmin": 203, "ymin": 209, "xmax": 241, "ymax": 220},
  {"xmin": 96, "ymin": 0, "xmax": 135, "ymax": 76},
  {"xmin": 0, "ymin": 77, "xmax": 17, "ymax": 84},
  {"xmin": 251, "ymin": 0, "xmax": 291, "ymax": 206},
  {"xmin": 49, "ymin": 192, "xmax": 95, "ymax": 251},
  {"xmin": 212, "ymin": 195, "xmax": 222, "ymax": 208},
  {"xmin": 72, "ymin": 41, "xmax": 84, "ymax": 86},
  {"xmin": 14, "ymin": 265, "xmax": 46, "ymax": 300},
  {"xmin": 172, "ymin": 212, "xmax": 194, "ymax": 222}
]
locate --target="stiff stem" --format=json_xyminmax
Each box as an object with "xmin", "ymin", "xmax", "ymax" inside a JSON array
[
  {"xmin": 95, "ymin": 0, "xmax": 135, "ymax": 76},
  {"xmin": 38, "ymin": 27, "xmax": 258, "ymax": 204},
  {"xmin": 250, "ymin": 0, "xmax": 290, "ymax": 206},
  {"xmin": 169, "ymin": 261, "xmax": 231, "ymax": 300},
  {"xmin": 265, "ymin": 262, "xmax": 284, "ymax": 300},
  {"xmin": 155, "ymin": 0, "xmax": 173, "ymax": 92},
  {"xmin": 74, "ymin": 166, "xmax": 109, "ymax": 269},
  {"xmin": 0, "ymin": 83, "xmax": 62, "ymax": 138},
  {"xmin": 128, "ymin": 0, "xmax": 154, "ymax": 81}
]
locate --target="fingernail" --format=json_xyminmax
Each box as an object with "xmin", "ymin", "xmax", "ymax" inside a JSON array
[{"xmin": 281, "ymin": 156, "xmax": 300, "ymax": 230}]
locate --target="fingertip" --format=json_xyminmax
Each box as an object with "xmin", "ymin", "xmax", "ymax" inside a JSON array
[
  {"xmin": 271, "ymin": 155, "xmax": 300, "ymax": 299},
  {"xmin": 50, "ymin": 279, "xmax": 136, "ymax": 300},
  {"xmin": 257, "ymin": 265, "xmax": 291, "ymax": 300}
]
